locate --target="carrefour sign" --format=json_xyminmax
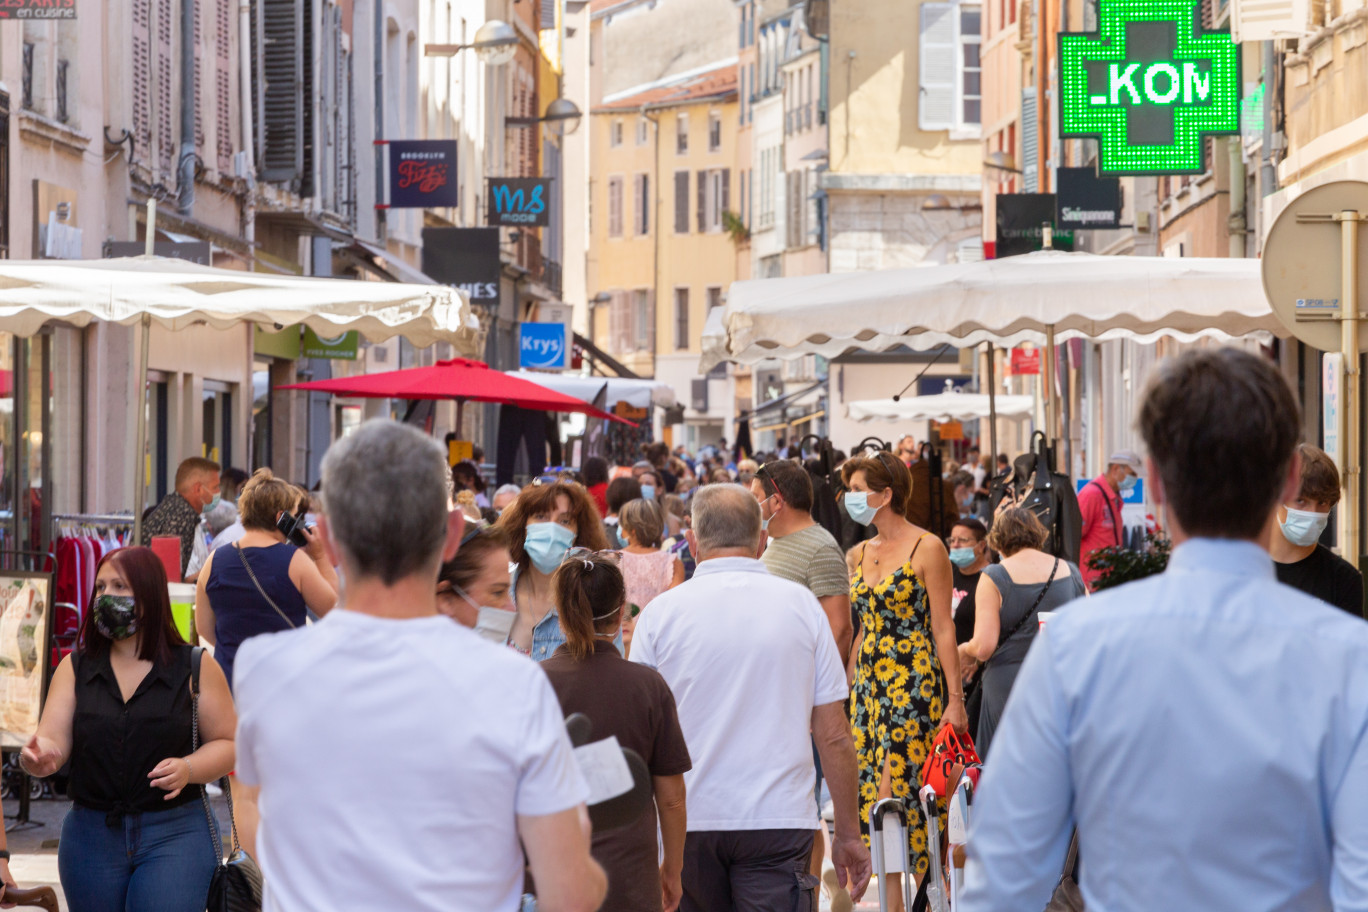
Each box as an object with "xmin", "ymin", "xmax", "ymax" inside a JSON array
[{"xmin": 1058, "ymin": 0, "xmax": 1239, "ymax": 175}]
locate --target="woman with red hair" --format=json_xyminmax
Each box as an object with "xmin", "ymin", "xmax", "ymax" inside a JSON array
[{"xmin": 22, "ymin": 547, "xmax": 236, "ymax": 912}]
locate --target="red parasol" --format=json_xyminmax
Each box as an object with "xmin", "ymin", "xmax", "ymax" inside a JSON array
[{"xmin": 276, "ymin": 358, "xmax": 633, "ymax": 425}]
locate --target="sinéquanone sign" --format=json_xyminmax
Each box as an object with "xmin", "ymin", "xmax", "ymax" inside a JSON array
[
  {"xmin": 488, "ymin": 178, "xmax": 551, "ymax": 227},
  {"xmin": 1058, "ymin": 0, "xmax": 1239, "ymax": 175}
]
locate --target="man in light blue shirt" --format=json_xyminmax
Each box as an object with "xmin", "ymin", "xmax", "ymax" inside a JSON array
[{"xmin": 961, "ymin": 348, "xmax": 1368, "ymax": 912}]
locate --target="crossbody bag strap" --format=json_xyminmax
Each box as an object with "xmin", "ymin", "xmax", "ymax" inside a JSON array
[
  {"xmin": 993, "ymin": 557, "xmax": 1061, "ymax": 655},
  {"xmin": 191, "ymin": 647, "xmax": 224, "ymax": 862},
  {"xmin": 1087, "ymin": 480, "xmax": 1123, "ymax": 547},
  {"xmin": 234, "ymin": 544, "xmax": 297, "ymax": 630}
]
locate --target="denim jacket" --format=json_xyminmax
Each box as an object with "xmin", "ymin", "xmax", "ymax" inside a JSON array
[{"xmin": 510, "ymin": 564, "xmax": 623, "ymax": 661}]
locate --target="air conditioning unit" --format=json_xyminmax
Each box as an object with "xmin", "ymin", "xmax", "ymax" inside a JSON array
[{"xmin": 1231, "ymin": 0, "xmax": 1311, "ymax": 41}]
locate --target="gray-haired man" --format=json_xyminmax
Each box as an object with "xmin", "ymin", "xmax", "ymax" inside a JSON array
[
  {"xmin": 234, "ymin": 420, "xmax": 606, "ymax": 912},
  {"xmin": 630, "ymin": 484, "xmax": 871, "ymax": 911}
]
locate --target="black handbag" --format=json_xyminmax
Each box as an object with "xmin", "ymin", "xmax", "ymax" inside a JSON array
[{"xmin": 191, "ymin": 647, "xmax": 264, "ymax": 912}]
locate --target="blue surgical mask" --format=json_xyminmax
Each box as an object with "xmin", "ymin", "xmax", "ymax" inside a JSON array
[
  {"xmin": 203, "ymin": 493, "xmax": 222, "ymax": 514},
  {"xmin": 845, "ymin": 492, "xmax": 878, "ymax": 526},
  {"xmin": 641, "ymin": 485, "xmax": 657, "ymax": 501},
  {"xmin": 613, "ymin": 524, "xmax": 628, "ymax": 548},
  {"xmin": 1280, "ymin": 506, "xmax": 1328, "ymax": 548},
  {"xmin": 949, "ymin": 547, "xmax": 977, "ymax": 568},
  {"xmin": 1118, "ymin": 474, "xmax": 1139, "ymax": 494},
  {"xmin": 759, "ymin": 495, "xmax": 779, "ymax": 533},
  {"xmin": 524, "ymin": 522, "xmax": 576, "ymax": 574}
]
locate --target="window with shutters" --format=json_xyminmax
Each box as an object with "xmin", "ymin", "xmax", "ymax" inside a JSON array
[
  {"xmin": 541, "ymin": 0, "xmax": 556, "ymax": 28},
  {"xmin": 194, "ymin": 0, "xmax": 204, "ymax": 160},
  {"xmin": 215, "ymin": 0, "xmax": 233, "ymax": 175},
  {"xmin": 633, "ymin": 289, "xmax": 653, "ymax": 350},
  {"xmin": 256, "ymin": 0, "xmax": 306, "ymax": 189},
  {"xmin": 633, "ymin": 173, "xmax": 649, "ymax": 235},
  {"xmin": 757, "ymin": 148, "xmax": 777, "ymax": 229},
  {"xmin": 696, "ymin": 168, "xmax": 706, "ymax": 232},
  {"xmin": 157, "ymin": 0, "xmax": 174, "ymax": 175},
  {"xmin": 610, "ymin": 119, "xmax": 623, "ymax": 147},
  {"xmin": 674, "ymin": 171, "xmax": 689, "ymax": 233},
  {"xmin": 673, "ymin": 287, "xmax": 689, "ymax": 350},
  {"xmin": 920, "ymin": 3, "xmax": 981, "ymax": 135},
  {"xmin": 607, "ymin": 176, "xmax": 623, "ymax": 237},
  {"xmin": 706, "ymin": 286, "xmax": 722, "ymax": 315},
  {"xmin": 708, "ymin": 112, "xmax": 721, "ymax": 151},
  {"xmin": 739, "ymin": 170, "xmax": 746, "ymax": 225},
  {"xmin": 636, "ymin": 118, "xmax": 648, "ymax": 145},
  {"xmin": 55, "ymin": 59, "xmax": 68, "ymax": 123},
  {"xmin": 133, "ymin": 0, "xmax": 151, "ymax": 166},
  {"xmin": 676, "ymin": 113, "xmax": 688, "ymax": 155},
  {"xmin": 698, "ymin": 168, "xmax": 729, "ymax": 233}
]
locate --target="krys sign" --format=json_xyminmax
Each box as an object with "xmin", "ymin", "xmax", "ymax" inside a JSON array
[
  {"xmin": 1058, "ymin": 0, "xmax": 1239, "ymax": 175},
  {"xmin": 488, "ymin": 178, "xmax": 551, "ymax": 228}
]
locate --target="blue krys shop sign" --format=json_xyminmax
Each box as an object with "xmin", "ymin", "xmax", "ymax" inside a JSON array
[
  {"xmin": 519, "ymin": 322, "xmax": 570, "ymax": 370},
  {"xmin": 488, "ymin": 178, "xmax": 551, "ymax": 227}
]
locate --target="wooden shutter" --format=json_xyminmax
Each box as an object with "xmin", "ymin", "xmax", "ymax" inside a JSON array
[
  {"xmin": 1021, "ymin": 87, "xmax": 1038, "ymax": 192},
  {"xmin": 696, "ymin": 169, "xmax": 706, "ymax": 232},
  {"xmin": 194, "ymin": 0, "xmax": 204, "ymax": 158},
  {"xmin": 132, "ymin": 0, "xmax": 152, "ymax": 167},
  {"xmin": 157, "ymin": 0, "xmax": 175, "ymax": 175},
  {"xmin": 674, "ymin": 171, "xmax": 689, "ymax": 233},
  {"xmin": 608, "ymin": 177, "xmax": 622, "ymax": 237},
  {"xmin": 721, "ymin": 167, "xmax": 730, "ymax": 217},
  {"xmin": 918, "ymin": 3, "xmax": 955, "ymax": 130},
  {"xmin": 259, "ymin": 0, "xmax": 303, "ymax": 186},
  {"xmin": 215, "ymin": 0, "xmax": 232, "ymax": 175}
]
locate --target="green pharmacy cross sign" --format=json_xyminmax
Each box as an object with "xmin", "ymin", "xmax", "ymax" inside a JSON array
[{"xmin": 1058, "ymin": 0, "xmax": 1239, "ymax": 175}]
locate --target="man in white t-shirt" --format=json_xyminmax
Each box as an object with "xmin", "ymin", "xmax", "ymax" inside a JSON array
[
  {"xmin": 631, "ymin": 484, "xmax": 871, "ymax": 911},
  {"xmin": 234, "ymin": 420, "xmax": 606, "ymax": 912}
]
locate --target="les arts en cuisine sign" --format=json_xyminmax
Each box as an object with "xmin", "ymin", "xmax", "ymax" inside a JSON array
[
  {"xmin": 1058, "ymin": 0, "xmax": 1239, "ymax": 175},
  {"xmin": 0, "ymin": 0, "xmax": 75, "ymax": 18},
  {"xmin": 387, "ymin": 141, "xmax": 459, "ymax": 209}
]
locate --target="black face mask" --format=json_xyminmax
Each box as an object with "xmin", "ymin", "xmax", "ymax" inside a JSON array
[{"xmin": 93, "ymin": 595, "xmax": 139, "ymax": 641}]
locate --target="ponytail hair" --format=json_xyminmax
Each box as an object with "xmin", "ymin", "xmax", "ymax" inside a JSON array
[{"xmin": 552, "ymin": 552, "xmax": 627, "ymax": 660}]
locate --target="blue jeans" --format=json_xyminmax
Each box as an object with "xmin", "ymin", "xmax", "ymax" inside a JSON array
[{"xmin": 59, "ymin": 803, "xmax": 218, "ymax": 912}]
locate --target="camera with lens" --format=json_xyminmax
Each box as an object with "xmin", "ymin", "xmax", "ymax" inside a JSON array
[{"xmin": 276, "ymin": 508, "xmax": 313, "ymax": 548}]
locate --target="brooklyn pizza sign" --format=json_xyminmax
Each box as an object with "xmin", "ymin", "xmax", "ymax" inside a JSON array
[{"xmin": 387, "ymin": 140, "xmax": 459, "ymax": 208}]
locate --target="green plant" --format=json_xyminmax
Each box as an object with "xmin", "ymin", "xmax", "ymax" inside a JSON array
[
  {"xmin": 722, "ymin": 210, "xmax": 750, "ymax": 244},
  {"xmin": 1087, "ymin": 532, "xmax": 1171, "ymax": 592}
]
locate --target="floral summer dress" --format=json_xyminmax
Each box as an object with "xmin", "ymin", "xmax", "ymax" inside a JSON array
[{"xmin": 850, "ymin": 533, "xmax": 946, "ymax": 879}]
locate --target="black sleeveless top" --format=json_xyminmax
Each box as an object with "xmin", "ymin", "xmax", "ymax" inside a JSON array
[{"xmin": 69, "ymin": 644, "xmax": 202, "ymax": 819}]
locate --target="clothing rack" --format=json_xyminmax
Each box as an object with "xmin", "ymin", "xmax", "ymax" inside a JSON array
[{"xmin": 53, "ymin": 513, "xmax": 135, "ymax": 526}]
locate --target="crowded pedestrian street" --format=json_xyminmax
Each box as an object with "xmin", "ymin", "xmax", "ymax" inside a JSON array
[{"xmin": 0, "ymin": 0, "xmax": 1364, "ymax": 911}]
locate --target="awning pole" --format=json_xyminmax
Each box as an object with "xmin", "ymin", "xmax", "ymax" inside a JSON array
[
  {"xmin": 1043, "ymin": 324, "xmax": 1057, "ymax": 469},
  {"xmin": 986, "ymin": 342, "xmax": 998, "ymax": 471},
  {"xmin": 456, "ymin": 399, "xmax": 465, "ymax": 441},
  {"xmin": 1338, "ymin": 211, "xmax": 1361, "ymax": 563},
  {"xmin": 132, "ymin": 313, "xmax": 151, "ymax": 545}
]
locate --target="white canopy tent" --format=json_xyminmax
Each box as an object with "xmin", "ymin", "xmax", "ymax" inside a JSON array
[
  {"xmin": 847, "ymin": 392, "xmax": 1036, "ymax": 423},
  {"xmin": 0, "ymin": 255, "xmax": 477, "ymax": 541},
  {"xmin": 701, "ymin": 250, "xmax": 1283, "ymax": 369},
  {"xmin": 701, "ymin": 250, "xmax": 1285, "ymax": 462},
  {"xmin": 504, "ymin": 371, "xmax": 676, "ymax": 409}
]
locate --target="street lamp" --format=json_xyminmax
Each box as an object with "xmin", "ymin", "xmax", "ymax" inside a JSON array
[
  {"xmin": 506, "ymin": 97, "xmax": 583, "ymax": 135},
  {"xmin": 983, "ymin": 151, "xmax": 1023, "ymax": 178},
  {"xmin": 425, "ymin": 19, "xmax": 518, "ymax": 66}
]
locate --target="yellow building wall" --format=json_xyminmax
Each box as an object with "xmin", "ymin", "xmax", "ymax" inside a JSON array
[
  {"xmin": 657, "ymin": 98, "xmax": 740, "ymax": 356},
  {"xmin": 588, "ymin": 96, "xmax": 740, "ymax": 367},
  {"xmin": 828, "ymin": 0, "xmax": 982, "ymax": 177}
]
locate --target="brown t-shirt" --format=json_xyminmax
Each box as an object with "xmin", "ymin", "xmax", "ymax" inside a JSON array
[{"xmin": 541, "ymin": 640, "xmax": 692, "ymax": 912}]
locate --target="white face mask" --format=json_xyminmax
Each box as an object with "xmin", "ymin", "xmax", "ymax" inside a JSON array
[{"xmin": 474, "ymin": 605, "xmax": 517, "ymax": 644}]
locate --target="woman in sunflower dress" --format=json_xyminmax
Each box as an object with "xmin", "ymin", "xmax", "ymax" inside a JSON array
[{"xmin": 841, "ymin": 452, "xmax": 966, "ymax": 905}]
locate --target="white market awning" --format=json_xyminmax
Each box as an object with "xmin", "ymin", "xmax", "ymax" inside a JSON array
[
  {"xmin": 847, "ymin": 392, "xmax": 1036, "ymax": 423},
  {"xmin": 0, "ymin": 255, "xmax": 477, "ymax": 351},
  {"xmin": 505, "ymin": 370, "xmax": 676, "ymax": 409},
  {"xmin": 701, "ymin": 250, "xmax": 1283, "ymax": 369}
]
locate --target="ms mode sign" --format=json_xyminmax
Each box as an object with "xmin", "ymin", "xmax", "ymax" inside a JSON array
[
  {"xmin": 519, "ymin": 321, "xmax": 570, "ymax": 370},
  {"xmin": 488, "ymin": 178, "xmax": 551, "ymax": 227}
]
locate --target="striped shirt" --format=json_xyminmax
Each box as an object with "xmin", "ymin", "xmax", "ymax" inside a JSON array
[{"xmin": 761, "ymin": 523, "xmax": 849, "ymax": 599}]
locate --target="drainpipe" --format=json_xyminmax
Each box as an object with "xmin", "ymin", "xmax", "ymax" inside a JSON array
[
  {"xmin": 239, "ymin": 0, "xmax": 256, "ymax": 256},
  {"xmin": 179, "ymin": 0, "xmax": 196, "ymax": 214},
  {"xmin": 1228, "ymin": 137, "xmax": 1246, "ymax": 258},
  {"xmin": 1261, "ymin": 40, "xmax": 1277, "ymax": 200},
  {"xmin": 375, "ymin": 0, "xmax": 386, "ymax": 239}
]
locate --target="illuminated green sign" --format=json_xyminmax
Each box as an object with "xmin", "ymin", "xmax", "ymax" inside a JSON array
[{"xmin": 1058, "ymin": 0, "xmax": 1239, "ymax": 175}]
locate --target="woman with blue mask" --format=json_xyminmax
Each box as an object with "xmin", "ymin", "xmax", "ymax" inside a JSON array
[
  {"xmin": 496, "ymin": 480, "xmax": 612, "ymax": 660},
  {"xmin": 841, "ymin": 450, "xmax": 965, "ymax": 905}
]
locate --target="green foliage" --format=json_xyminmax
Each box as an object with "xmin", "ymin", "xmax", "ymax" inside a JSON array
[
  {"xmin": 1088, "ymin": 533, "xmax": 1171, "ymax": 592},
  {"xmin": 722, "ymin": 210, "xmax": 750, "ymax": 244}
]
